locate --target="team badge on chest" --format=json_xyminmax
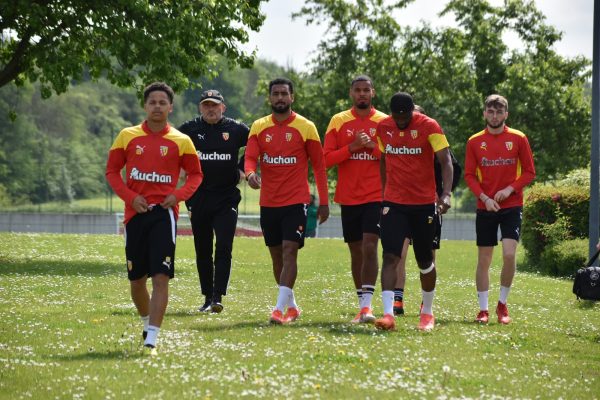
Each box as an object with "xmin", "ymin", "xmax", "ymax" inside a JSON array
[
  {"xmin": 160, "ymin": 146, "xmax": 168, "ymax": 157},
  {"xmin": 411, "ymin": 130, "xmax": 418, "ymax": 139},
  {"xmin": 265, "ymin": 134, "xmax": 272, "ymax": 143},
  {"xmin": 286, "ymin": 132, "xmax": 293, "ymax": 142},
  {"xmin": 505, "ymin": 141, "xmax": 513, "ymax": 151},
  {"xmin": 222, "ymin": 132, "xmax": 229, "ymax": 141}
]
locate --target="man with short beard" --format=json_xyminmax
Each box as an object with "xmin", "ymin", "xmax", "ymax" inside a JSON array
[
  {"xmin": 464, "ymin": 94, "xmax": 535, "ymax": 325},
  {"xmin": 245, "ymin": 78, "xmax": 329, "ymax": 324},
  {"xmin": 323, "ymin": 75, "xmax": 387, "ymax": 324}
]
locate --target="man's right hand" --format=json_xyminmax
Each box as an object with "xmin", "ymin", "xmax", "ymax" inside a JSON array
[
  {"xmin": 247, "ymin": 172, "xmax": 261, "ymax": 189},
  {"xmin": 348, "ymin": 132, "xmax": 371, "ymax": 153},
  {"xmin": 132, "ymin": 195, "xmax": 149, "ymax": 213}
]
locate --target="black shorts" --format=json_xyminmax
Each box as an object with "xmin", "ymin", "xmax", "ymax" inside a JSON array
[
  {"xmin": 260, "ymin": 204, "xmax": 307, "ymax": 248},
  {"xmin": 476, "ymin": 206, "xmax": 522, "ymax": 246},
  {"xmin": 432, "ymin": 213, "xmax": 442, "ymax": 250},
  {"xmin": 340, "ymin": 202, "xmax": 381, "ymax": 243},
  {"xmin": 124, "ymin": 206, "xmax": 176, "ymax": 281},
  {"xmin": 380, "ymin": 202, "xmax": 436, "ymax": 268}
]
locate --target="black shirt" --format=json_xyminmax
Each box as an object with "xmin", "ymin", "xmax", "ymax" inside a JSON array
[{"xmin": 178, "ymin": 116, "xmax": 249, "ymax": 194}]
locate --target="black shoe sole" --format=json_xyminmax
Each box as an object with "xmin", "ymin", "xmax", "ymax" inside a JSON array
[
  {"xmin": 393, "ymin": 308, "xmax": 404, "ymax": 316},
  {"xmin": 211, "ymin": 303, "xmax": 223, "ymax": 313}
]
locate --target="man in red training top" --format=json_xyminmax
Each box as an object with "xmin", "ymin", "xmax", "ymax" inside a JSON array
[
  {"xmin": 464, "ymin": 94, "xmax": 535, "ymax": 325},
  {"xmin": 374, "ymin": 92, "xmax": 453, "ymax": 332},
  {"xmin": 323, "ymin": 75, "xmax": 387, "ymax": 324},
  {"xmin": 106, "ymin": 82, "xmax": 202, "ymax": 353},
  {"xmin": 245, "ymin": 78, "xmax": 329, "ymax": 325}
]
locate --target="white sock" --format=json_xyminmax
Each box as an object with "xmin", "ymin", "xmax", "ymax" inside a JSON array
[
  {"xmin": 275, "ymin": 286, "xmax": 292, "ymax": 311},
  {"xmin": 421, "ymin": 289, "xmax": 435, "ymax": 315},
  {"xmin": 477, "ymin": 291, "xmax": 489, "ymax": 311},
  {"xmin": 141, "ymin": 315, "xmax": 150, "ymax": 332},
  {"xmin": 382, "ymin": 290, "xmax": 394, "ymax": 315},
  {"xmin": 288, "ymin": 288, "xmax": 298, "ymax": 309},
  {"xmin": 144, "ymin": 325, "xmax": 160, "ymax": 347},
  {"xmin": 356, "ymin": 289, "xmax": 363, "ymax": 307},
  {"xmin": 499, "ymin": 286, "xmax": 511, "ymax": 304},
  {"xmin": 360, "ymin": 285, "xmax": 375, "ymax": 309}
]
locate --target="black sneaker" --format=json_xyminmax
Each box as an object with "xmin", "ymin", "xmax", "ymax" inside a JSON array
[
  {"xmin": 211, "ymin": 295, "xmax": 223, "ymax": 313},
  {"xmin": 198, "ymin": 297, "xmax": 212, "ymax": 312},
  {"xmin": 142, "ymin": 330, "xmax": 148, "ymax": 340},
  {"xmin": 393, "ymin": 300, "xmax": 404, "ymax": 316}
]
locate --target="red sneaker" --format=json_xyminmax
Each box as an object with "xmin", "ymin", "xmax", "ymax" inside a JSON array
[
  {"xmin": 269, "ymin": 309, "xmax": 285, "ymax": 325},
  {"xmin": 374, "ymin": 313, "xmax": 396, "ymax": 331},
  {"xmin": 418, "ymin": 313, "xmax": 435, "ymax": 331},
  {"xmin": 475, "ymin": 310, "xmax": 489, "ymax": 324},
  {"xmin": 283, "ymin": 307, "xmax": 301, "ymax": 323},
  {"xmin": 496, "ymin": 302, "xmax": 512, "ymax": 324}
]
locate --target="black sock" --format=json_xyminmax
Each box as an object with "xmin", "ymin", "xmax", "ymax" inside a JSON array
[{"xmin": 394, "ymin": 288, "xmax": 404, "ymax": 302}]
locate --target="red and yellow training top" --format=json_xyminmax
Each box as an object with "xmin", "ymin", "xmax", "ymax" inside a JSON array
[
  {"xmin": 245, "ymin": 112, "xmax": 329, "ymax": 207},
  {"xmin": 376, "ymin": 113, "xmax": 449, "ymax": 205},
  {"xmin": 106, "ymin": 121, "xmax": 203, "ymax": 224},
  {"xmin": 464, "ymin": 125, "xmax": 535, "ymax": 209},
  {"xmin": 323, "ymin": 107, "xmax": 387, "ymax": 205}
]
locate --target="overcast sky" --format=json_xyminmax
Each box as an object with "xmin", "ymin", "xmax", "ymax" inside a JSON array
[{"xmin": 245, "ymin": 0, "xmax": 594, "ymax": 72}]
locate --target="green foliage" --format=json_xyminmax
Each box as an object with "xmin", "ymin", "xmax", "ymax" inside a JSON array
[
  {"xmin": 1, "ymin": 234, "xmax": 599, "ymax": 398},
  {"xmin": 538, "ymin": 238, "xmax": 588, "ymax": 276},
  {"xmin": 295, "ymin": 0, "xmax": 591, "ymax": 182},
  {"xmin": 522, "ymin": 183, "xmax": 589, "ymax": 262},
  {"xmin": 0, "ymin": 0, "xmax": 266, "ymax": 97}
]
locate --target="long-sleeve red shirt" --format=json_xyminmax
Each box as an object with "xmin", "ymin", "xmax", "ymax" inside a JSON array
[
  {"xmin": 464, "ymin": 125, "xmax": 535, "ymax": 209},
  {"xmin": 105, "ymin": 121, "xmax": 203, "ymax": 224},
  {"xmin": 244, "ymin": 112, "xmax": 329, "ymax": 207},
  {"xmin": 376, "ymin": 113, "xmax": 449, "ymax": 205},
  {"xmin": 323, "ymin": 107, "xmax": 387, "ymax": 205}
]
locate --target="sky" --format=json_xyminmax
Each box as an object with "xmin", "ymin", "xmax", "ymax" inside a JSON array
[{"xmin": 245, "ymin": 0, "xmax": 594, "ymax": 72}]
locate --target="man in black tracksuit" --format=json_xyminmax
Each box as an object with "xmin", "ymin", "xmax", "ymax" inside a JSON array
[{"xmin": 178, "ymin": 90, "xmax": 249, "ymax": 313}]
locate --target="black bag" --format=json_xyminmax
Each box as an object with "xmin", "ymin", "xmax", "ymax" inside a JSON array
[{"xmin": 572, "ymin": 248, "xmax": 600, "ymax": 301}]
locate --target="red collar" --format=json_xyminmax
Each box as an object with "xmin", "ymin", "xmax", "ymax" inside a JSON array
[
  {"xmin": 271, "ymin": 111, "xmax": 296, "ymax": 126},
  {"xmin": 142, "ymin": 120, "xmax": 170, "ymax": 135}
]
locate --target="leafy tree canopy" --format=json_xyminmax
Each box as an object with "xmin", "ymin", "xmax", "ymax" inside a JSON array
[
  {"xmin": 294, "ymin": 0, "xmax": 591, "ymax": 182},
  {"xmin": 0, "ymin": 0, "xmax": 266, "ymax": 98}
]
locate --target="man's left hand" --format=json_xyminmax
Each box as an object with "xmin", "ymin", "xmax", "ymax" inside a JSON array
[
  {"xmin": 437, "ymin": 194, "xmax": 451, "ymax": 215},
  {"xmin": 160, "ymin": 194, "xmax": 177, "ymax": 209},
  {"xmin": 317, "ymin": 205, "xmax": 330, "ymax": 224}
]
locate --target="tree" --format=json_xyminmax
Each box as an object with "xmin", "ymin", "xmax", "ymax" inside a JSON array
[
  {"xmin": 295, "ymin": 0, "xmax": 591, "ymax": 183},
  {"xmin": 0, "ymin": 0, "xmax": 266, "ymax": 98}
]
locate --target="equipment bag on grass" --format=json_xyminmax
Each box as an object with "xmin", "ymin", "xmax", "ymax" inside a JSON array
[{"xmin": 573, "ymin": 247, "xmax": 600, "ymax": 301}]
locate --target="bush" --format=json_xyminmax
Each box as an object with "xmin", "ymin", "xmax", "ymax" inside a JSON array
[
  {"xmin": 538, "ymin": 238, "xmax": 588, "ymax": 276},
  {"xmin": 522, "ymin": 183, "xmax": 589, "ymax": 261}
]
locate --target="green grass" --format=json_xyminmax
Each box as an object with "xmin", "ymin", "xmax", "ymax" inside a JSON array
[{"xmin": 0, "ymin": 233, "xmax": 598, "ymax": 399}]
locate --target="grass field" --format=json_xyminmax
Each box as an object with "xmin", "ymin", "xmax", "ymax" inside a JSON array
[{"xmin": 1, "ymin": 233, "xmax": 599, "ymax": 399}]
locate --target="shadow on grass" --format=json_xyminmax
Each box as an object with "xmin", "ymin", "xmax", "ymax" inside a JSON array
[
  {"xmin": 49, "ymin": 349, "xmax": 146, "ymax": 361},
  {"xmin": 575, "ymin": 300, "xmax": 599, "ymax": 309},
  {"xmin": 0, "ymin": 260, "xmax": 122, "ymax": 277}
]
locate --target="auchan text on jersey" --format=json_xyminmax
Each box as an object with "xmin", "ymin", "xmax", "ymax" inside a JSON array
[
  {"xmin": 385, "ymin": 144, "xmax": 423, "ymax": 155},
  {"xmin": 130, "ymin": 168, "xmax": 173, "ymax": 183},
  {"xmin": 262, "ymin": 154, "xmax": 297, "ymax": 165},
  {"xmin": 198, "ymin": 151, "xmax": 232, "ymax": 161}
]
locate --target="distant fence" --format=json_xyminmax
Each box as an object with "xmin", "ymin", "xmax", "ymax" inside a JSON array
[{"xmin": 0, "ymin": 212, "xmax": 476, "ymax": 240}]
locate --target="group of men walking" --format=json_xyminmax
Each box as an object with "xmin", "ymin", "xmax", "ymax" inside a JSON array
[{"xmin": 106, "ymin": 76, "xmax": 535, "ymax": 353}]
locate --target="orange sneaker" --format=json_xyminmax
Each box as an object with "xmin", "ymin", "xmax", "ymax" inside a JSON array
[
  {"xmin": 374, "ymin": 313, "xmax": 396, "ymax": 331},
  {"xmin": 418, "ymin": 313, "xmax": 435, "ymax": 331},
  {"xmin": 359, "ymin": 307, "xmax": 376, "ymax": 323},
  {"xmin": 496, "ymin": 302, "xmax": 512, "ymax": 324},
  {"xmin": 393, "ymin": 301, "xmax": 404, "ymax": 316},
  {"xmin": 269, "ymin": 309, "xmax": 285, "ymax": 325},
  {"xmin": 475, "ymin": 310, "xmax": 489, "ymax": 324},
  {"xmin": 351, "ymin": 310, "xmax": 362, "ymax": 324},
  {"xmin": 283, "ymin": 307, "xmax": 301, "ymax": 323}
]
